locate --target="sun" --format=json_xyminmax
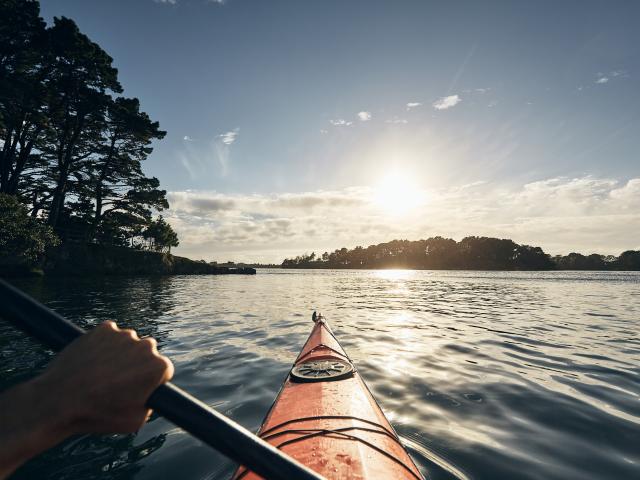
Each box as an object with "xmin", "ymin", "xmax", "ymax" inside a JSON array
[{"xmin": 373, "ymin": 171, "xmax": 425, "ymax": 216}]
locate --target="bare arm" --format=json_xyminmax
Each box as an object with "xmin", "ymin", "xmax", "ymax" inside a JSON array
[{"xmin": 0, "ymin": 321, "xmax": 174, "ymax": 479}]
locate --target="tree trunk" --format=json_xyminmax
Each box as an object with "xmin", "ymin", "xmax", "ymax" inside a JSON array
[
  {"xmin": 48, "ymin": 168, "xmax": 68, "ymax": 227},
  {"xmin": 48, "ymin": 114, "xmax": 86, "ymax": 228},
  {"xmin": 0, "ymin": 126, "xmax": 20, "ymax": 193},
  {"xmin": 6, "ymin": 131, "xmax": 40, "ymax": 194},
  {"xmin": 93, "ymin": 135, "xmax": 117, "ymax": 235}
]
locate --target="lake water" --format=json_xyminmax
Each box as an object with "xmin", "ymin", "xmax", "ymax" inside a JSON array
[{"xmin": 1, "ymin": 270, "xmax": 639, "ymax": 480}]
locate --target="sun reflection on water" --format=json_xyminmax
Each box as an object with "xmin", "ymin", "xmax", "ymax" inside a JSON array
[{"xmin": 374, "ymin": 269, "xmax": 418, "ymax": 281}]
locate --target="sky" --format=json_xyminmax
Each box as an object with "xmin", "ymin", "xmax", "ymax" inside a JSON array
[{"xmin": 40, "ymin": 0, "xmax": 640, "ymax": 262}]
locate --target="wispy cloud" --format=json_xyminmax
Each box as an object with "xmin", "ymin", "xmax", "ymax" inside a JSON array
[
  {"xmin": 406, "ymin": 102, "xmax": 422, "ymax": 110},
  {"xmin": 165, "ymin": 176, "xmax": 640, "ymax": 262},
  {"xmin": 433, "ymin": 94, "xmax": 462, "ymax": 110},
  {"xmin": 178, "ymin": 129, "xmax": 239, "ymax": 179},
  {"xmin": 215, "ymin": 128, "xmax": 239, "ymax": 176},
  {"xmin": 329, "ymin": 119, "xmax": 353, "ymax": 127},
  {"xmin": 218, "ymin": 129, "xmax": 239, "ymax": 146},
  {"xmin": 385, "ymin": 117, "xmax": 408, "ymax": 124},
  {"xmin": 153, "ymin": 0, "xmax": 177, "ymax": 4},
  {"xmin": 179, "ymin": 154, "xmax": 197, "ymax": 179},
  {"xmin": 595, "ymin": 70, "xmax": 627, "ymax": 85},
  {"xmin": 357, "ymin": 111, "xmax": 372, "ymax": 122},
  {"xmin": 462, "ymin": 87, "xmax": 490, "ymax": 94}
]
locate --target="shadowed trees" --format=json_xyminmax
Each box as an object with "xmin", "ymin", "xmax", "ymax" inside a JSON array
[
  {"xmin": 0, "ymin": 0, "xmax": 48, "ymax": 195},
  {"xmin": 143, "ymin": 216, "xmax": 179, "ymax": 253},
  {"xmin": 0, "ymin": 193, "xmax": 58, "ymax": 269},
  {"xmin": 283, "ymin": 236, "xmax": 638, "ymax": 271},
  {"xmin": 609, "ymin": 251, "xmax": 640, "ymax": 270},
  {"xmin": 43, "ymin": 16, "xmax": 123, "ymax": 228},
  {"xmin": 553, "ymin": 253, "xmax": 609, "ymax": 270},
  {"xmin": 0, "ymin": 0, "xmax": 176, "ymax": 255},
  {"xmin": 90, "ymin": 97, "xmax": 167, "ymax": 237}
]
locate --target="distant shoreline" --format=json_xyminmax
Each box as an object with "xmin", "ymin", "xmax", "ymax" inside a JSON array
[
  {"xmin": 279, "ymin": 265, "xmax": 640, "ymax": 272},
  {"xmin": 281, "ymin": 236, "xmax": 640, "ymax": 271}
]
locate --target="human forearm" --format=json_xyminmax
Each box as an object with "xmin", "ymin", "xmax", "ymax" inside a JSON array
[{"xmin": 0, "ymin": 377, "xmax": 71, "ymax": 479}]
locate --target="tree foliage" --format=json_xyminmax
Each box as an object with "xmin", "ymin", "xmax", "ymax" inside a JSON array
[
  {"xmin": 143, "ymin": 216, "xmax": 179, "ymax": 253},
  {"xmin": 0, "ymin": 192, "xmax": 58, "ymax": 264},
  {"xmin": 0, "ymin": 0, "xmax": 175, "ymax": 250},
  {"xmin": 282, "ymin": 237, "xmax": 639, "ymax": 271}
]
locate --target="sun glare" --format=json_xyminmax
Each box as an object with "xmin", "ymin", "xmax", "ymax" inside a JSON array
[{"xmin": 373, "ymin": 171, "xmax": 425, "ymax": 216}]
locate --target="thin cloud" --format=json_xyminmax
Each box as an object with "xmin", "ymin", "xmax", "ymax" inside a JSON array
[
  {"xmin": 433, "ymin": 94, "xmax": 462, "ymax": 110},
  {"xmin": 595, "ymin": 70, "xmax": 627, "ymax": 85},
  {"xmin": 183, "ymin": 135, "xmax": 194, "ymax": 141},
  {"xmin": 385, "ymin": 117, "xmax": 408, "ymax": 124},
  {"xmin": 406, "ymin": 102, "xmax": 422, "ymax": 110},
  {"xmin": 357, "ymin": 111, "xmax": 372, "ymax": 122},
  {"xmin": 179, "ymin": 154, "xmax": 197, "ymax": 179},
  {"xmin": 448, "ymin": 44, "xmax": 477, "ymax": 94},
  {"xmin": 329, "ymin": 119, "xmax": 353, "ymax": 127},
  {"xmin": 215, "ymin": 128, "xmax": 239, "ymax": 176},
  {"xmin": 165, "ymin": 176, "xmax": 640, "ymax": 262},
  {"xmin": 153, "ymin": 0, "xmax": 177, "ymax": 4},
  {"xmin": 218, "ymin": 128, "xmax": 239, "ymax": 145},
  {"xmin": 462, "ymin": 87, "xmax": 490, "ymax": 94}
]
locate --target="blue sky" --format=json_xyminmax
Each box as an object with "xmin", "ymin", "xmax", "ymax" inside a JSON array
[{"xmin": 40, "ymin": 0, "xmax": 640, "ymax": 261}]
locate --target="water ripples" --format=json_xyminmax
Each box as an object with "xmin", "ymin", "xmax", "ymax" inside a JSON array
[{"xmin": 1, "ymin": 270, "xmax": 639, "ymax": 480}]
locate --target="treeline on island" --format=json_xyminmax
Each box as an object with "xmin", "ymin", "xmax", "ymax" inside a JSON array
[
  {"xmin": 0, "ymin": 0, "xmax": 181, "ymax": 273},
  {"xmin": 281, "ymin": 237, "xmax": 640, "ymax": 271}
]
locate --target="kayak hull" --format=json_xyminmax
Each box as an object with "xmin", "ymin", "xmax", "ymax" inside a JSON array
[{"xmin": 232, "ymin": 318, "xmax": 423, "ymax": 480}]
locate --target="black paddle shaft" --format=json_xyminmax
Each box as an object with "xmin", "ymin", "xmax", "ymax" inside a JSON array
[{"xmin": 0, "ymin": 279, "xmax": 325, "ymax": 480}]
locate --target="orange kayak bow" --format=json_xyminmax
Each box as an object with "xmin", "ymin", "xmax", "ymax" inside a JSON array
[{"xmin": 232, "ymin": 316, "xmax": 424, "ymax": 480}]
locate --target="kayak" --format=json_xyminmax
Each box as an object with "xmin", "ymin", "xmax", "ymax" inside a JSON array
[{"xmin": 232, "ymin": 316, "xmax": 424, "ymax": 480}]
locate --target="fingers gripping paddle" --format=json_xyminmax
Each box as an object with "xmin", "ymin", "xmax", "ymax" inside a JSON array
[{"xmin": 0, "ymin": 279, "xmax": 324, "ymax": 480}]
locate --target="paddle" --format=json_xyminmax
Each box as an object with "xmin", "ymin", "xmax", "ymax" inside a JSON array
[{"xmin": 0, "ymin": 279, "xmax": 325, "ymax": 480}]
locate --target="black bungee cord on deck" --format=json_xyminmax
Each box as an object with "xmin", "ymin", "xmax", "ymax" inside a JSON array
[{"xmin": 0, "ymin": 278, "xmax": 325, "ymax": 480}]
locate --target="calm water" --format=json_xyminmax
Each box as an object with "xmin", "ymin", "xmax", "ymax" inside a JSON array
[{"xmin": 1, "ymin": 270, "xmax": 639, "ymax": 480}]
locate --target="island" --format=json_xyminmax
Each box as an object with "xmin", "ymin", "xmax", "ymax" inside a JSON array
[{"xmin": 281, "ymin": 237, "xmax": 640, "ymax": 271}]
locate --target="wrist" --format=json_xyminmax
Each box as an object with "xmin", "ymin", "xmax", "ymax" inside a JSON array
[{"xmin": 26, "ymin": 373, "xmax": 79, "ymax": 441}]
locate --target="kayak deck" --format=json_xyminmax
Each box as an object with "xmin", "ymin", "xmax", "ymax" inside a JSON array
[{"xmin": 232, "ymin": 317, "xmax": 424, "ymax": 480}]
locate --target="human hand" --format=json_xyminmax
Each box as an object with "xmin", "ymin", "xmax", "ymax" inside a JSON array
[
  {"xmin": 36, "ymin": 320, "xmax": 175, "ymax": 436},
  {"xmin": 0, "ymin": 321, "xmax": 174, "ymax": 478}
]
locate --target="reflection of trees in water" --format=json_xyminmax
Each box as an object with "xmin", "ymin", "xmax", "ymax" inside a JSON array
[
  {"xmin": 96, "ymin": 276, "xmax": 177, "ymax": 345},
  {"xmin": 0, "ymin": 324, "xmax": 53, "ymax": 389},
  {"xmin": 11, "ymin": 275, "xmax": 178, "ymax": 344},
  {"xmin": 13, "ymin": 431, "xmax": 167, "ymax": 480},
  {"xmin": 1, "ymin": 276, "xmax": 179, "ymax": 387}
]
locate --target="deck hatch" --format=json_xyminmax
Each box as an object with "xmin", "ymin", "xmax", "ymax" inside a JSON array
[{"xmin": 290, "ymin": 359, "xmax": 354, "ymax": 382}]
